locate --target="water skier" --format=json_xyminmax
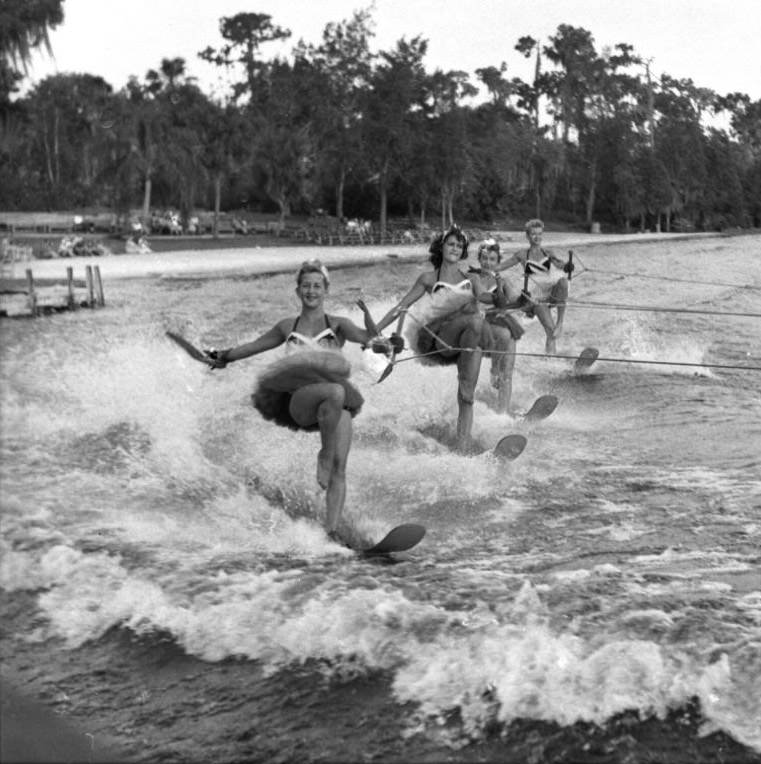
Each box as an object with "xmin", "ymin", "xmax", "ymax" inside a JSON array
[
  {"xmin": 375, "ymin": 225, "xmax": 501, "ymax": 451},
  {"xmin": 473, "ymin": 238, "xmax": 525, "ymax": 413},
  {"xmin": 206, "ymin": 259, "xmax": 392, "ymax": 538},
  {"xmin": 493, "ymin": 218, "xmax": 574, "ymax": 354}
]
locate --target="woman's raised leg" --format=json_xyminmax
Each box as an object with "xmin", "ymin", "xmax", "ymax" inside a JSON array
[
  {"xmin": 438, "ymin": 315, "xmax": 484, "ymax": 451},
  {"xmin": 289, "ymin": 380, "xmax": 348, "ymax": 495},
  {"xmin": 492, "ymin": 329, "xmax": 515, "ymax": 413}
]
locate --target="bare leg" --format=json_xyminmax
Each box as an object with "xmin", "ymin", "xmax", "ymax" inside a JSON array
[
  {"xmin": 533, "ymin": 304, "xmax": 557, "ymax": 354},
  {"xmin": 550, "ymin": 278, "xmax": 569, "ymax": 340},
  {"xmin": 456, "ymin": 390, "xmax": 474, "ymax": 449},
  {"xmin": 315, "ymin": 390, "xmax": 345, "ymax": 489},
  {"xmin": 289, "ymin": 382, "xmax": 353, "ymax": 533},
  {"xmin": 289, "ymin": 382, "xmax": 346, "ymax": 489},
  {"xmin": 454, "ymin": 321, "xmax": 483, "ymax": 451},
  {"xmin": 485, "ymin": 325, "xmax": 515, "ymax": 414},
  {"xmin": 490, "ymin": 356, "xmax": 501, "ymax": 390},
  {"xmin": 435, "ymin": 315, "xmax": 485, "ymax": 451},
  {"xmin": 324, "ymin": 411, "xmax": 352, "ymax": 533},
  {"xmin": 496, "ymin": 336, "xmax": 516, "ymax": 414}
]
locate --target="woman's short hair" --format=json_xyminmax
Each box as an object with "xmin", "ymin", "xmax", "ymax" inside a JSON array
[
  {"xmin": 477, "ymin": 238, "xmax": 501, "ymax": 261},
  {"xmin": 429, "ymin": 224, "xmax": 469, "ymax": 266},
  {"xmin": 524, "ymin": 218, "xmax": 544, "ymax": 234},
  {"xmin": 296, "ymin": 259, "xmax": 330, "ymax": 286}
]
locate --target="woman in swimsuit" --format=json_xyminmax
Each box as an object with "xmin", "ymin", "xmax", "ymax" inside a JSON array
[
  {"xmin": 494, "ymin": 218, "xmax": 574, "ymax": 354},
  {"xmin": 475, "ymin": 238, "xmax": 525, "ymax": 414},
  {"xmin": 375, "ymin": 224, "xmax": 498, "ymax": 452},
  {"xmin": 207, "ymin": 259, "xmax": 391, "ymax": 539}
]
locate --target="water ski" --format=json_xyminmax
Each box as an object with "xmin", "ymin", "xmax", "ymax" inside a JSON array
[
  {"xmin": 574, "ymin": 347, "xmax": 599, "ymax": 373},
  {"xmin": 418, "ymin": 424, "xmax": 527, "ymax": 460},
  {"xmin": 522, "ymin": 394, "xmax": 558, "ymax": 422},
  {"xmin": 166, "ymin": 331, "xmax": 213, "ymax": 365},
  {"xmin": 361, "ymin": 524, "xmax": 426, "ymax": 555},
  {"xmin": 494, "ymin": 433, "xmax": 527, "ymax": 460}
]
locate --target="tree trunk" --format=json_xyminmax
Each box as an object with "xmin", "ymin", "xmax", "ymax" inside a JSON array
[
  {"xmin": 379, "ymin": 180, "xmax": 388, "ymax": 237},
  {"xmin": 53, "ymin": 109, "xmax": 60, "ymax": 186},
  {"xmin": 213, "ymin": 174, "xmax": 221, "ymax": 238},
  {"xmin": 585, "ymin": 183, "xmax": 596, "ymax": 226},
  {"xmin": 336, "ymin": 167, "xmax": 345, "ymax": 221},
  {"xmin": 43, "ymin": 124, "xmax": 54, "ymax": 186},
  {"xmin": 82, "ymin": 144, "xmax": 91, "ymax": 187},
  {"xmin": 379, "ymin": 159, "xmax": 390, "ymax": 237},
  {"xmin": 142, "ymin": 176, "xmax": 152, "ymax": 227},
  {"xmin": 585, "ymin": 157, "xmax": 597, "ymax": 226},
  {"xmin": 278, "ymin": 198, "xmax": 291, "ymax": 234}
]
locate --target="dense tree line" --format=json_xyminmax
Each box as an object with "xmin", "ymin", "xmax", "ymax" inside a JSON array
[{"xmin": 2, "ymin": 3, "xmax": 760, "ymax": 233}]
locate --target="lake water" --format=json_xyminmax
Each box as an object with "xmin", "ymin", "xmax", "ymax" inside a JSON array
[{"xmin": 1, "ymin": 234, "xmax": 760, "ymax": 762}]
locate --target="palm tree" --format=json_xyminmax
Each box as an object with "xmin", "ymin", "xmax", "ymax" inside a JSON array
[{"xmin": 1, "ymin": 0, "xmax": 64, "ymax": 72}]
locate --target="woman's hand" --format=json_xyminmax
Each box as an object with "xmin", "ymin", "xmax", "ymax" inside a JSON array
[
  {"xmin": 369, "ymin": 336, "xmax": 392, "ymax": 355},
  {"xmin": 492, "ymin": 288, "xmax": 509, "ymax": 310},
  {"xmin": 369, "ymin": 334, "xmax": 404, "ymax": 355},
  {"xmin": 389, "ymin": 333, "xmax": 404, "ymax": 353},
  {"xmin": 204, "ymin": 348, "xmax": 231, "ymax": 369}
]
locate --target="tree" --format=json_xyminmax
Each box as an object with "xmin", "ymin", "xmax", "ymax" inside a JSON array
[
  {"xmin": 540, "ymin": 28, "xmax": 648, "ymax": 225},
  {"xmin": 123, "ymin": 75, "xmax": 165, "ymax": 223},
  {"xmin": 362, "ymin": 37, "xmax": 428, "ymax": 235},
  {"xmin": 24, "ymin": 73, "xmax": 114, "ymax": 205},
  {"xmin": 250, "ymin": 59, "xmax": 315, "ymax": 223},
  {"xmin": 199, "ymin": 13, "xmax": 290, "ymax": 101},
  {"xmin": 652, "ymin": 76, "xmax": 713, "ymax": 229},
  {"xmin": 297, "ymin": 8, "xmax": 375, "ymax": 220},
  {"xmin": 514, "ymin": 35, "xmax": 550, "ymax": 217},
  {"xmin": 713, "ymin": 93, "xmax": 760, "ymax": 226},
  {"xmin": 159, "ymin": 83, "xmax": 214, "ymax": 229},
  {"xmin": 1, "ymin": 0, "xmax": 65, "ymax": 172},
  {"xmin": 425, "ymin": 68, "xmax": 477, "ymax": 227},
  {"xmin": 198, "ymin": 100, "xmax": 248, "ymax": 236},
  {"xmin": 700, "ymin": 130, "xmax": 746, "ymax": 228},
  {"xmin": 0, "ymin": 0, "xmax": 64, "ymax": 71},
  {"xmin": 475, "ymin": 63, "xmax": 515, "ymax": 107}
]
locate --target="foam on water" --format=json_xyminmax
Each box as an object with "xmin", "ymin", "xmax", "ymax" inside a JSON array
[
  {"xmin": 5, "ymin": 532, "xmax": 758, "ymax": 752},
  {"xmin": 2, "ymin": 236, "xmax": 761, "ymax": 755},
  {"xmin": 615, "ymin": 313, "xmax": 712, "ymax": 376}
]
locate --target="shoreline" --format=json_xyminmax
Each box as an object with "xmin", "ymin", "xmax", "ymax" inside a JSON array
[{"xmin": 4, "ymin": 230, "xmax": 745, "ymax": 284}]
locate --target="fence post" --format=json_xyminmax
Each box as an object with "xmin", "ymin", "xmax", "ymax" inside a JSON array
[
  {"xmin": 94, "ymin": 265, "xmax": 105, "ymax": 307},
  {"xmin": 25, "ymin": 268, "xmax": 37, "ymax": 316},
  {"xmin": 67, "ymin": 266, "xmax": 75, "ymax": 308},
  {"xmin": 85, "ymin": 265, "xmax": 95, "ymax": 307}
]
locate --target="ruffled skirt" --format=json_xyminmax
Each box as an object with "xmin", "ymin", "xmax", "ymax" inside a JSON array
[{"xmin": 252, "ymin": 349, "xmax": 364, "ymax": 431}]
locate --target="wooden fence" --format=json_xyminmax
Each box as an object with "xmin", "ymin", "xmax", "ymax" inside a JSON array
[{"xmin": 0, "ymin": 265, "xmax": 105, "ymax": 318}]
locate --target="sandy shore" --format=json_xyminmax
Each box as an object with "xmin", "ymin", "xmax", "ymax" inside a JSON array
[{"xmin": 12, "ymin": 231, "xmax": 724, "ymax": 282}]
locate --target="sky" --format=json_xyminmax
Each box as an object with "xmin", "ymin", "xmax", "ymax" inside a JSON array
[{"xmin": 24, "ymin": 0, "xmax": 761, "ymax": 101}]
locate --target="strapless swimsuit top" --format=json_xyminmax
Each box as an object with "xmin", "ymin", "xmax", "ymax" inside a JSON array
[{"xmin": 285, "ymin": 315, "xmax": 340, "ymax": 349}]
